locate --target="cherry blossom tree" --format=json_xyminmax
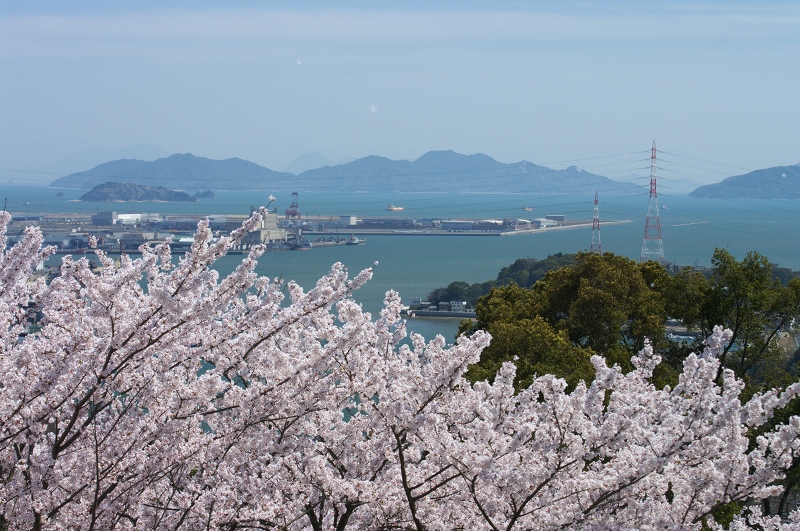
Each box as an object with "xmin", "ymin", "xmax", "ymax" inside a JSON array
[{"xmin": 1, "ymin": 210, "xmax": 799, "ymax": 530}]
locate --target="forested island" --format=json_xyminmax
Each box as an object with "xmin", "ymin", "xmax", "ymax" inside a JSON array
[
  {"xmin": 79, "ymin": 181, "xmax": 214, "ymax": 202},
  {"xmin": 689, "ymin": 164, "xmax": 800, "ymax": 199}
]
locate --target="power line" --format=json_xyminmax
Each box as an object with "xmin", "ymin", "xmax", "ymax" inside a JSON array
[
  {"xmin": 658, "ymin": 151, "xmax": 753, "ymax": 173},
  {"xmin": 0, "ymin": 168, "xmax": 69, "ymax": 175}
]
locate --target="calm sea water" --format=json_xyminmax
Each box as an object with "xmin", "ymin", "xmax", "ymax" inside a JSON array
[{"xmin": 6, "ymin": 185, "xmax": 800, "ymax": 341}]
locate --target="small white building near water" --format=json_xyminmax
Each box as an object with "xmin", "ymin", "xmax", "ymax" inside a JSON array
[
  {"xmin": 439, "ymin": 301, "xmax": 468, "ymax": 312},
  {"xmin": 116, "ymin": 213, "xmax": 142, "ymax": 225},
  {"xmin": 536, "ymin": 218, "xmax": 558, "ymax": 228},
  {"xmin": 339, "ymin": 215, "xmax": 358, "ymax": 227}
]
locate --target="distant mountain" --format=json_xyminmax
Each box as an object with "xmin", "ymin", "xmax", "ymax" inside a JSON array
[
  {"xmin": 44, "ymin": 144, "xmax": 169, "ymax": 177},
  {"xmin": 689, "ymin": 164, "xmax": 800, "ymax": 199},
  {"xmin": 50, "ymin": 150, "xmax": 643, "ymax": 195},
  {"xmin": 608, "ymin": 172, "xmax": 706, "ymax": 195},
  {"xmin": 283, "ymin": 153, "xmax": 337, "ymax": 174},
  {"xmin": 50, "ymin": 153, "xmax": 295, "ymax": 191},
  {"xmin": 0, "ymin": 145, "xmax": 170, "ymax": 187},
  {"xmin": 282, "ymin": 153, "xmax": 355, "ymax": 174},
  {"xmin": 80, "ymin": 182, "xmax": 196, "ymax": 202},
  {"xmin": 294, "ymin": 150, "xmax": 641, "ymax": 195}
]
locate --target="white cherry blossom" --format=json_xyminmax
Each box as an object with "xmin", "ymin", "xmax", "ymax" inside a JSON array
[{"xmin": 0, "ymin": 212, "xmax": 798, "ymax": 530}]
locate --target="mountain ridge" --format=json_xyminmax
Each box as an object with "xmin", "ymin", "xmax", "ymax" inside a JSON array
[
  {"xmin": 688, "ymin": 164, "xmax": 800, "ymax": 199},
  {"xmin": 293, "ymin": 150, "xmax": 640, "ymax": 194},
  {"xmin": 50, "ymin": 150, "xmax": 645, "ymax": 195},
  {"xmin": 50, "ymin": 153, "xmax": 294, "ymax": 191}
]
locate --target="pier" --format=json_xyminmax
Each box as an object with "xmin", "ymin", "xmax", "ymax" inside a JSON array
[{"xmin": 5, "ymin": 208, "xmax": 632, "ymax": 254}]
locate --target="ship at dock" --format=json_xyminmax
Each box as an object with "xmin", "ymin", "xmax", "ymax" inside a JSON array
[
  {"xmin": 400, "ymin": 298, "xmax": 476, "ymax": 319},
  {"xmin": 346, "ymin": 234, "xmax": 365, "ymax": 246},
  {"xmin": 290, "ymin": 238, "xmax": 312, "ymax": 250}
]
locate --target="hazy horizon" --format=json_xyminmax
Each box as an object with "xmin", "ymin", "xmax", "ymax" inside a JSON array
[{"xmin": 2, "ymin": 1, "xmax": 799, "ymax": 187}]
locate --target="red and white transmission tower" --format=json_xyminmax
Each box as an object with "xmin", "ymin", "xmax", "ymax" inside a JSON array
[
  {"xmin": 285, "ymin": 191, "xmax": 301, "ymax": 221},
  {"xmin": 590, "ymin": 190, "xmax": 602, "ymax": 254},
  {"xmin": 640, "ymin": 140, "xmax": 664, "ymax": 262}
]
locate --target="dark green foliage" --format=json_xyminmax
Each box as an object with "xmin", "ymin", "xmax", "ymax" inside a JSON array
[
  {"xmin": 701, "ymin": 502, "xmax": 743, "ymax": 530},
  {"xmin": 495, "ymin": 253, "xmax": 578, "ymax": 288},
  {"xmin": 428, "ymin": 281, "xmax": 473, "ymax": 307},
  {"xmin": 427, "ymin": 253, "xmax": 576, "ymax": 307},
  {"xmin": 461, "ymin": 253, "xmax": 667, "ymax": 389},
  {"xmin": 528, "ymin": 253, "xmax": 666, "ymax": 357},
  {"xmin": 461, "ymin": 285, "xmax": 595, "ymax": 391},
  {"xmin": 80, "ymin": 181, "xmax": 197, "ymax": 202},
  {"xmin": 666, "ymin": 249, "xmax": 800, "ymax": 389},
  {"xmin": 458, "ymin": 250, "xmax": 800, "ymax": 397},
  {"xmin": 771, "ymin": 263, "xmax": 800, "ymax": 286}
]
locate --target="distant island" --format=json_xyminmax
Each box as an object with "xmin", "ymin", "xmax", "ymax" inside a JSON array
[
  {"xmin": 50, "ymin": 151, "xmax": 643, "ymax": 195},
  {"xmin": 50, "ymin": 150, "xmax": 800, "ymax": 199},
  {"xmin": 52, "ymin": 153, "xmax": 292, "ymax": 191},
  {"xmin": 79, "ymin": 182, "xmax": 211, "ymax": 202},
  {"xmin": 689, "ymin": 164, "xmax": 800, "ymax": 199}
]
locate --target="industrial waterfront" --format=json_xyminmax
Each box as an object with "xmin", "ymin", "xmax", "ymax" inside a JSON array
[
  {"xmin": 5, "ymin": 187, "xmax": 800, "ymax": 341},
  {"xmin": 3, "ymin": 185, "xmax": 800, "ymax": 269},
  {"xmin": 4, "ymin": 202, "xmax": 625, "ymax": 254}
]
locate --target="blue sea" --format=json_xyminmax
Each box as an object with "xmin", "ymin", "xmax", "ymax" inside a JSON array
[{"xmin": 5, "ymin": 184, "xmax": 800, "ymax": 341}]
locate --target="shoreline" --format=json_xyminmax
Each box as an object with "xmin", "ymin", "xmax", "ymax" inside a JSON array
[{"xmin": 306, "ymin": 220, "xmax": 632, "ymax": 237}]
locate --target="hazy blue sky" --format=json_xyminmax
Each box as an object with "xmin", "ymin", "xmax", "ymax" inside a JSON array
[{"xmin": 1, "ymin": 1, "xmax": 798, "ymax": 182}]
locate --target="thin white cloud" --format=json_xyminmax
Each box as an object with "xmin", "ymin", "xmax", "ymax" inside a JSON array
[{"xmin": 2, "ymin": 5, "xmax": 799, "ymax": 59}]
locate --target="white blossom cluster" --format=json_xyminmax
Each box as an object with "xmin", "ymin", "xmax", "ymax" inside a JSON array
[{"xmin": 1, "ymin": 211, "xmax": 799, "ymax": 530}]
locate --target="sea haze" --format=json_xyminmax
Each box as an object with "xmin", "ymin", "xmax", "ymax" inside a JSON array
[{"xmin": 45, "ymin": 151, "xmax": 644, "ymax": 196}]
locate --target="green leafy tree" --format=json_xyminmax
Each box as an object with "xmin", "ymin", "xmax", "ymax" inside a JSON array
[
  {"xmin": 460, "ymin": 284, "xmax": 594, "ymax": 391},
  {"xmin": 495, "ymin": 253, "xmax": 577, "ymax": 289},
  {"xmin": 457, "ymin": 249, "xmax": 800, "ymax": 397},
  {"xmin": 428, "ymin": 281, "xmax": 471, "ymax": 306},
  {"xmin": 667, "ymin": 249, "xmax": 800, "ymax": 388},
  {"xmin": 427, "ymin": 254, "xmax": 577, "ymax": 307},
  {"xmin": 462, "ymin": 253, "xmax": 667, "ymax": 388},
  {"xmin": 529, "ymin": 253, "xmax": 667, "ymax": 363},
  {"xmin": 771, "ymin": 263, "xmax": 800, "ymax": 286}
]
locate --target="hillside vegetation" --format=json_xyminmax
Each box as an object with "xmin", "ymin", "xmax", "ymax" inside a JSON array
[
  {"xmin": 689, "ymin": 164, "xmax": 800, "ymax": 198},
  {"xmin": 51, "ymin": 150, "xmax": 643, "ymax": 194},
  {"xmin": 79, "ymin": 181, "xmax": 198, "ymax": 202}
]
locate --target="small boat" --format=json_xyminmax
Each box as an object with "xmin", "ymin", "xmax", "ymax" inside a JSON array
[
  {"xmin": 386, "ymin": 204, "xmax": 404, "ymax": 212},
  {"xmin": 523, "ymin": 206, "xmax": 533, "ymax": 212},
  {"xmin": 346, "ymin": 234, "xmax": 365, "ymax": 246}
]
